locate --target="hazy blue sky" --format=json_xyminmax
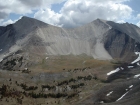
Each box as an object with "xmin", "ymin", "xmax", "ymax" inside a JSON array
[{"xmin": 0, "ymin": 0, "xmax": 140, "ymax": 28}]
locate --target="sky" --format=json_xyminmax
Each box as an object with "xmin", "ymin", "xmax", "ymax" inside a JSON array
[{"xmin": 0, "ymin": 0, "xmax": 140, "ymax": 28}]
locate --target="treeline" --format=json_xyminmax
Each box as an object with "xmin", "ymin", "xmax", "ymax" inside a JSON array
[
  {"xmin": 57, "ymin": 75, "xmax": 97, "ymax": 86},
  {"xmin": 16, "ymin": 82, "xmax": 38, "ymax": 91},
  {"xmin": 70, "ymin": 83, "xmax": 84, "ymax": 89},
  {"xmin": 29, "ymin": 92, "xmax": 78, "ymax": 99},
  {"xmin": 63, "ymin": 67, "xmax": 91, "ymax": 72},
  {"xmin": 0, "ymin": 84, "xmax": 23, "ymax": 99}
]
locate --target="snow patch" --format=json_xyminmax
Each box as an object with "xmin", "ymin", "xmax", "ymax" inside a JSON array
[
  {"xmin": 116, "ymin": 91, "xmax": 129, "ymax": 101},
  {"xmin": 24, "ymin": 68, "xmax": 28, "ymax": 70},
  {"xmin": 131, "ymin": 52, "xmax": 140, "ymax": 64},
  {"xmin": 46, "ymin": 57, "xmax": 49, "ymax": 59},
  {"xmin": 107, "ymin": 68, "xmax": 120, "ymax": 76},
  {"xmin": 100, "ymin": 101, "xmax": 104, "ymax": 103},
  {"xmin": 106, "ymin": 91, "xmax": 113, "ymax": 96},
  {"xmin": 121, "ymin": 67, "xmax": 124, "ymax": 70},
  {"xmin": 129, "ymin": 85, "xmax": 133, "ymax": 88},
  {"xmin": 134, "ymin": 74, "xmax": 140, "ymax": 78},
  {"xmin": 127, "ymin": 66, "xmax": 133, "ymax": 68},
  {"xmin": 137, "ymin": 62, "xmax": 140, "ymax": 66}
]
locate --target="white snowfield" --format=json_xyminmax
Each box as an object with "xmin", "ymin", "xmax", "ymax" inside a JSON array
[
  {"xmin": 107, "ymin": 68, "xmax": 120, "ymax": 76},
  {"xmin": 131, "ymin": 52, "xmax": 140, "ymax": 64},
  {"xmin": 134, "ymin": 74, "xmax": 140, "ymax": 78}
]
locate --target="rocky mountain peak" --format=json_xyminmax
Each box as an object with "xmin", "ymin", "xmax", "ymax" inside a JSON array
[
  {"xmin": 0, "ymin": 16, "xmax": 140, "ymax": 63},
  {"xmin": 14, "ymin": 16, "xmax": 49, "ymax": 29}
]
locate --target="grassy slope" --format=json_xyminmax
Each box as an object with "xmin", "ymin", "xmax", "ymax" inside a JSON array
[{"xmin": 0, "ymin": 54, "xmax": 121, "ymax": 105}]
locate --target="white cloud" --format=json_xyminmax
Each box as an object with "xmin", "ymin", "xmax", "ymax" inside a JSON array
[
  {"xmin": 2, "ymin": 19, "xmax": 14, "ymax": 26},
  {"xmin": 117, "ymin": 20, "xmax": 126, "ymax": 23},
  {"xmin": 34, "ymin": 8, "xmax": 61, "ymax": 26},
  {"xmin": 137, "ymin": 21, "xmax": 140, "ymax": 27},
  {"xmin": 19, "ymin": 0, "xmax": 44, "ymax": 8},
  {"xmin": 0, "ymin": 0, "xmax": 66, "ymax": 19},
  {"xmin": 0, "ymin": 0, "xmax": 32, "ymax": 15},
  {"xmin": 2, "ymin": 16, "xmax": 22, "ymax": 26},
  {"xmin": 0, "ymin": 0, "xmax": 134, "ymax": 27},
  {"xmin": 61, "ymin": 0, "xmax": 132, "ymax": 26},
  {"xmin": 0, "ymin": 19, "xmax": 3, "ymax": 25},
  {"xmin": 33, "ymin": 0, "xmax": 133, "ymax": 28},
  {"xmin": 137, "ymin": 14, "xmax": 140, "ymax": 19},
  {"xmin": 136, "ymin": 14, "xmax": 140, "ymax": 27}
]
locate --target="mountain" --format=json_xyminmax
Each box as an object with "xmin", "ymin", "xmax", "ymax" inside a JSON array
[
  {"xmin": 0, "ymin": 17, "xmax": 140, "ymax": 63},
  {"xmin": 0, "ymin": 16, "xmax": 140, "ymax": 105}
]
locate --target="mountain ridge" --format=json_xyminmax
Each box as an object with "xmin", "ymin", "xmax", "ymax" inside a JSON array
[{"xmin": 0, "ymin": 16, "xmax": 140, "ymax": 66}]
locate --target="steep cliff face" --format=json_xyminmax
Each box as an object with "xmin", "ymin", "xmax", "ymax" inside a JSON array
[
  {"xmin": 0, "ymin": 24, "xmax": 16, "ymax": 56},
  {"xmin": 103, "ymin": 29, "xmax": 138, "ymax": 62},
  {"xmin": 106, "ymin": 21, "xmax": 140, "ymax": 42}
]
